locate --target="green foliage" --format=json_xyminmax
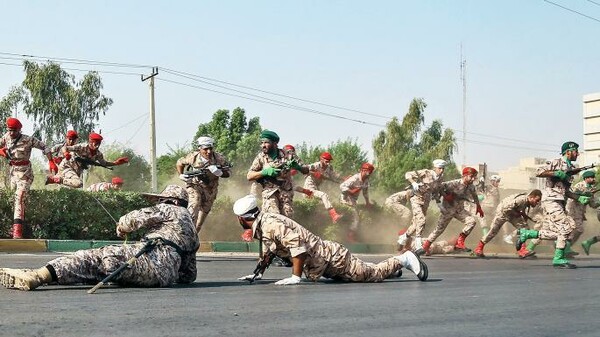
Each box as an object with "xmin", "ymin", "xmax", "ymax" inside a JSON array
[
  {"xmin": 0, "ymin": 61, "xmax": 113, "ymax": 144},
  {"xmin": 86, "ymin": 143, "xmax": 151, "ymax": 192},
  {"xmin": 295, "ymin": 138, "xmax": 368, "ymax": 177},
  {"xmin": 156, "ymin": 142, "xmax": 191, "ymax": 189},
  {"xmin": 372, "ymin": 98, "xmax": 457, "ymax": 193}
]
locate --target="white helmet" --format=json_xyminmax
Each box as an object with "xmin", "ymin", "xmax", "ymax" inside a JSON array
[
  {"xmin": 233, "ymin": 195, "xmax": 260, "ymax": 218},
  {"xmin": 490, "ymin": 175, "xmax": 501, "ymax": 182},
  {"xmin": 196, "ymin": 136, "xmax": 215, "ymax": 149},
  {"xmin": 432, "ymin": 159, "xmax": 447, "ymax": 168}
]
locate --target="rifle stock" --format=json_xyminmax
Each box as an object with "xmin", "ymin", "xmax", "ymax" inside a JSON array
[
  {"xmin": 249, "ymin": 252, "xmax": 276, "ymax": 283},
  {"xmin": 75, "ymin": 157, "xmax": 113, "ymax": 170}
]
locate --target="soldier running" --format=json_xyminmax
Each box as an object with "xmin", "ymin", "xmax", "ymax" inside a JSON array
[
  {"xmin": 234, "ymin": 195, "xmax": 428, "ymax": 285},
  {"xmin": 0, "ymin": 117, "xmax": 57, "ymax": 239},
  {"xmin": 0, "ymin": 185, "xmax": 199, "ymax": 291},
  {"xmin": 339, "ymin": 162, "xmax": 375, "ymax": 242},
  {"xmin": 176, "ymin": 136, "xmax": 231, "ymax": 232},
  {"xmin": 385, "ymin": 190, "xmax": 412, "ymax": 231},
  {"xmin": 563, "ymin": 170, "xmax": 599, "ymax": 256},
  {"xmin": 300, "ymin": 151, "xmax": 343, "ymax": 223},
  {"xmin": 49, "ymin": 130, "xmax": 79, "ymax": 166}
]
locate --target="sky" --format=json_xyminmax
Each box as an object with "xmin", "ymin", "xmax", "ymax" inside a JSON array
[{"xmin": 1, "ymin": 0, "xmax": 599, "ymax": 172}]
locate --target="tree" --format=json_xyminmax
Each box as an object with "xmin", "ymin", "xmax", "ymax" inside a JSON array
[
  {"xmin": 156, "ymin": 142, "xmax": 191, "ymax": 189},
  {"xmin": 85, "ymin": 144, "xmax": 151, "ymax": 192},
  {"xmin": 296, "ymin": 138, "xmax": 368, "ymax": 177},
  {"xmin": 372, "ymin": 98, "xmax": 457, "ymax": 193},
  {"xmin": 0, "ymin": 61, "xmax": 112, "ymax": 144}
]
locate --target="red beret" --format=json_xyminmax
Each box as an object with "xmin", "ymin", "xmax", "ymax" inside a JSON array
[
  {"xmin": 283, "ymin": 144, "xmax": 295, "ymax": 151},
  {"xmin": 112, "ymin": 177, "xmax": 124, "ymax": 185},
  {"xmin": 462, "ymin": 167, "xmax": 478, "ymax": 176},
  {"xmin": 361, "ymin": 162, "xmax": 375, "ymax": 172},
  {"xmin": 89, "ymin": 132, "xmax": 103, "ymax": 141},
  {"xmin": 6, "ymin": 117, "xmax": 22, "ymax": 129},
  {"xmin": 320, "ymin": 152, "xmax": 333, "ymax": 161},
  {"xmin": 66, "ymin": 130, "xmax": 78, "ymax": 139}
]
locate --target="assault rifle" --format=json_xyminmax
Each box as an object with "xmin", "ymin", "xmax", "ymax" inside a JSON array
[
  {"xmin": 75, "ymin": 156, "xmax": 113, "ymax": 170},
  {"xmin": 248, "ymin": 251, "xmax": 276, "ymax": 283},
  {"xmin": 182, "ymin": 164, "xmax": 232, "ymax": 180},
  {"xmin": 566, "ymin": 164, "xmax": 596, "ymax": 176},
  {"xmin": 574, "ymin": 188, "xmax": 600, "ymax": 198},
  {"xmin": 518, "ymin": 211, "xmax": 534, "ymax": 222}
]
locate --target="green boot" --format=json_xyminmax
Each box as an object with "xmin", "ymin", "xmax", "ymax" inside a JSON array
[
  {"xmin": 552, "ymin": 248, "xmax": 576, "ymax": 269},
  {"xmin": 516, "ymin": 229, "xmax": 539, "ymax": 251},
  {"xmin": 581, "ymin": 237, "xmax": 598, "ymax": 255}
]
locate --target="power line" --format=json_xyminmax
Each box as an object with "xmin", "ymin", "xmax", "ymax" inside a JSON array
[
  {"xmin": 103, "ymin": 113, "xmax": 148, "ymax": 135},
  {"xmin": 0, "ymin": 59, "xmax": 142, "ymax": 77},
  {"xmin": 542, "ymin": 0, "xmax": 600, "ymax": 24},
  {"xmin": 456, "ymin": 137, "xmax": 557, "ymax": 153},
  {"xmin": 587, "ymin": 0, "xmax": 600, "ymax": 7},
  {"xmin": 0, "ymin": 52, "xmax": 152, "ymax": 69}
]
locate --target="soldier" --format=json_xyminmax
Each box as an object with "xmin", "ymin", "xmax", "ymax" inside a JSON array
[
  {"xmin": 0, "ymin": 117, "xmax": 58, "ymax": 239},
  {"xmin": 476, "ymin": 175, "xmax": 501, "ymax": 237},
  {"xmin": 176, "ymin": 136, "xmax": 231, "ymax": 232},
  {"xmin": 564, "ymin": 170, "xmax": 599, "ymax": 256},
  {"xmin": 0, "ymin": 185, "xmax": 199, "ymax": 291},
  {"xmin": 247, "ymin": 130, "xmax": 308, "ymax": 218},
  {"xmin": 516, "ymin": 141, "xmax": 588, "ymax": 269},
  {"xmin": 45, "ymin": 132, "xmax": 129, "ymax": 188},
  {"xmin": 385, "ymin": 190, "xmax": 412, "ymax": 230},
  {"xmin": 473, "ymin": 189, "xmax": 542, "ymax": 258},
  {"xmin": 397, "ymin": 159, "xmax": 447, "ymax": 250},
  {"xmin": 339, "ymin": 162, "xmax": 375, "ymax": 241},
  {"xmin": 416, "ymin": 167, "xmax": 484, "ymax": 256},
  {"xmin": 301, "ymin": 151, "xmax": 343, "ymax": 223},
  {"xmin": 49, "ymin": 130, "xmax": 79, "ymax": 166},
  {"xmin": 233, "ymin": 195, "xmax": 428, "ymax": 285},
  {"xmin": 86, "ymin": 176, "xmax": 124, "ymax": 192}
]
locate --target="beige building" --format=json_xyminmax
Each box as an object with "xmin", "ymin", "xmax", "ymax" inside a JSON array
[
  {"xmin": 497, "ymin": 157, "xmax": 546, "ymax": 191},
  {"xmin": 583, "ymin": 92, "xmax": 600, "ymax": 167}
]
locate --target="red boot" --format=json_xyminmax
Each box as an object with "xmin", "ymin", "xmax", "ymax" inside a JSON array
[
  {"xmin": 517, "ymin": 245, "xmax": 536, "ymax": 259},
  {"xmin": 12, "ymin": 223, "xmax": 23, "ymax": 239},
  {"xmin": 328, "ymin": 208, "xmax": 343, "ymax": 223},
  {"xmin": 454, "ymin": 233, "xmax": 471, "ymax": 252},
  {"xmin": 474, "ymin": 240, "xmax": 485, "ymax": 257}
]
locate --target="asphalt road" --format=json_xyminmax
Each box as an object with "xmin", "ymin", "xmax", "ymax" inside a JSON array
[{"xmin": 0, "ymin": 252, "xmax": 599, "ymax": 337}]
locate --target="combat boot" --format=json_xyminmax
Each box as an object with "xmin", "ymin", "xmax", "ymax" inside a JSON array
[
  {"xmin": 328, "ymin": 208, "xmax": 343, "ymax": 223},
  {"xmin": 454, "ymin": 233, "xmax": 471, "ymax": 252},
  {"xmin": 415, "ymin": 240, "xmax": 431, "ymax": 256},
  {"xmin": 395, "ymin": 251, "xmax": 428, "ymax": 281},
  {"xmin": 564, "ymin": 242, "xmax": 579, "ymax": 258},
  {"xmin": 473, "ymin": 241, "xmax": 485, "ymax": 258},
  {"xmin": 581, "ymin": 237, "xmax": 598, "ymax": 255},
  {"xmin": 518, "ymin": 244, "xmax": 536, "ymax": 259},
  {"xmin": 515, "ymin": 229, "xmax": 539, "ymax": 251},
  {"xmin": 552, "ymin": 248, "xmax": 576, "ymax": 269},
  {"xmin": 0, "ymin": 267, "xmax": 52, "ymax": 290}
]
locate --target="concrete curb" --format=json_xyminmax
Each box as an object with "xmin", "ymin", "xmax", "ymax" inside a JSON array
[{"xmin": 0, "ymin": 239, "xmax": 395, "ymax": 254}]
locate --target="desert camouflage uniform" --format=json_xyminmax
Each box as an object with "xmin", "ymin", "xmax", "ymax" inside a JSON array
[
  {"xmin": 340, "ymin": 173, "xmax": 370, "ymax": 231},
  {"xmin": 565, "ymin": 181, "xmax": 598, "ymax": 243},
  {"xmin": 177, "ymin": 151, "xmax": 230, "ymax": 227},
  {"xmin": 425, "ymin": 178, "xmax": 478, "ymax": 243},
  {"xmin": 404, "ymin": 169, "xmax": 444, "ymax": 242},
  {"xmin": 0, "ymin": 132, "xmax": 51, "ymax": 221},
  {"xmin": 249, "ymin": 149, "xmax": 300, "ymax": 218},
  {"xmin": 469, "ymin": 183, "xmax": 500, "ymax": 230},
  {"xmin": 86, "ymin": 182, "xmax": 119, "ymax": 192},
  {"xmin": 481, "ymin": 193, "xmax": 532, "ymax": 244},
  {"xmin": 530, "ymin": 158, "xmax": 576, "ymax": 249},
  {"xmin": 303, "ymin": 161, "xmax": 341, "ymax": 209},
  {"xmin": 48, "ymin": 203, "xmax": 199, "ymax": 287},
  {"xmin": 252, "ymin": 213, "xmax": 401, "ymax": 282},
  {"xmin": 60, "ymin": 143, "xmax": 111, "ymax": 188},
  {"xmin": 385, "ymin": 190, "xmax": 412, "ymax": 224}
]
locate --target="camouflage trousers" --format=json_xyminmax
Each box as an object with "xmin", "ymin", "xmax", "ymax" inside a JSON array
[
  {"xmin": 340, "ymin": 194, "xmax": 360, "ymax": 230},
  {"xmin": 9, "ymin": 166, "xmax": 33, "ymax": 221},
  {"xmin": 59, "ymin": 168, "xmax": 83, "ymax": 188},
  {"xmin": 405, "ymin": 195, "xmax": 431, "ymax": 239},
  {"xmin": 481, "ymin": 214, "xmax": 527, "ymax": 244},
  {"xmin": 47, "ymin": 244, "xmax": 181, "ymax": 287},
  {"xmin": 569, "ymin": 215, "xmax": 585, "ymax": 243},
  {"xmin": 530, "ymin": 200, "xmax": 575, "ymax": 249},
  {"xmin": 319, "ymin": 251, "xmax": 400, "ymax": 282},
  {"xmin": 384, "ymin": 199, "xmax": 411, "ymax": 225},
  {"xmin": 426, "ymin": 202, "xmax": 476, "ymax": 243},
  {"xmin": 263, "ymin": 189, "xmax": 294, "ymax": 218},
  {"xmin": 303, "ymin": 179, "xmax": 333, "ymax": 210},
  {"xmin": 187, "ymin": 184, "xmax": 218, "ymax": 228}
]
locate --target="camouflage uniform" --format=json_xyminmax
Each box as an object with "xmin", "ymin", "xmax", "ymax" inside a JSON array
[
  {"xmin": 0, "ymin": 132, "xmax": 51, "ymax": 221},
  {"xmin": 404, "ymin": 169, "xmax": 444, "ymax": 241},
  {"xmin": 177, "ymin": 151, "xmax": 230, "ymax": 228},
  {"xmin": 48, "ymin": 203, "xmax": 199, "ymax": 287},
  {"xmin": 60, "ymin": 143, "xmax": 111, "ymax": 188},
  {"xmin": 481, "ymin": 193, "xmax": 531, "ymax": 244},
  {"xmin": 565, "ymin": 181, "xmax": 598, "ymax": 243},
  {"xmin": 384, "ymin": 190, "xmax": 412, "ymax": 224},
  {"xmin": 253, "ymin": 212, "xmax": 401, "ymax": 282},
  {"xmin": 425, "ymin": 178, "xmax": 478, "ymax": 243},
  {"xmin": 340, "ymin": 173, "xmax": 370, "ymax": 231},
  {"xmin": 249, "ymin": 149, "xmax": 300, "ymax": 218},
  {"xmin": 303, "ymin": 161, "xmax": 341, "ymax": 210},
  {"xmin": 472, "ymin": 183, "xmax": 500, "ymax": 230},
  {"xmin": 86, "ymin": 182, "xmax": 119, "ymax": 192}
]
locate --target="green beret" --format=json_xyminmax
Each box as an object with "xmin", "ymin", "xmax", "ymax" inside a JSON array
[
  {"xmin": 561, "ymin": 141, "xmax": 579, "ymax": 154},
  {"xmin": 582, "ymin": 170, "xmax": 596, "ymax": 179},
  {"xmin": 260, "ymin": 130, "xmax": 279, "ymax": 142}
]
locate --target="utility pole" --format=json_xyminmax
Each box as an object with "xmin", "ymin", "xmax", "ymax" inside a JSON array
[
  {"xmin": 142, "ymin": 67, "xmax": 159, "ymax": 192},
  {"xmin": 460, "ymin": 44, "xmax": 467, "ymax": 167}
]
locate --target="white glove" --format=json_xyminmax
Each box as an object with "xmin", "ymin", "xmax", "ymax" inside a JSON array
[
  {"xmin": 411, "ymin": 182, "xmax": 420, "ymax": 192},
  {"xmin": 274, "ymin": 274, "xmax": 302, "ymax": 285},
  {"xmin": 208, "ymin": 165, "xmax": 223, "ymax": 177},
  {"xmin": 238, "ymin": 273, "xmax": 261, "ymax": 281},
  {"xmin": 179, "ymin": 174, "xmax": 192, "ymax": 183}
]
